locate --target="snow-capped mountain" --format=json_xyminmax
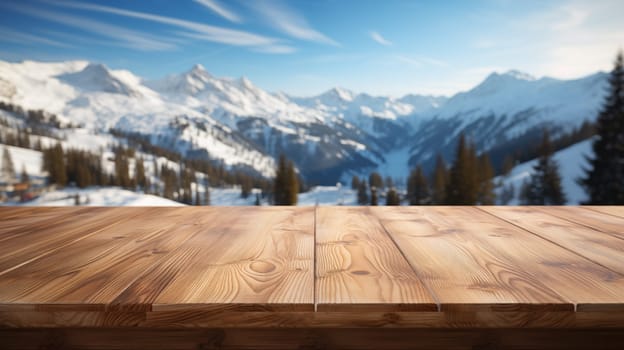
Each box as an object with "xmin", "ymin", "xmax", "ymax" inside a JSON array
[
  {"xmin": 406, "ymin": 70, "xmax": 608, "ymax": 171},
  {"xmin": 0, "ymin": 60, "xmax": 609, "ymax": 184}
]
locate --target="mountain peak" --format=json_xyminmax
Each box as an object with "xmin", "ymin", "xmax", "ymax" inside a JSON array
[
  {"xmin": 82, "ymin": 62, "xmax": 110, "ymax": 75},
  {"xmin": 323, "ymin": 87, "xmax": 354, "ymax": 102},
  {"xmin": 190, "ymin": 63, "xmax": 206, "ymax": 73},
  {"xmin": 238, "ymin": 76, "xmax": 253, "ymax": 89},
  {"xmin": 59, "ymin": 62, "xmax": 139, "ymax": 96},
  {"xmin": 502, "ymin": 69, "xmax": 535, "ymax": 81},
  {"xmin": 186, "ymin": 63, "xmax": 211, "ymax": 79}
]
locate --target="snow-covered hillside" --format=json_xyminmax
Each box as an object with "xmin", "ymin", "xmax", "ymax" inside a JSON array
[
  {"xmin": 209, "ymin": 185, "xmax": 357, "ymax": 206},
  {"xmin": 496, "ymin": 139, "xmax": 593, "ymax": 204},
  {"xmin": 0, "ymin": 143, "xmax": 358, "ymax": 206},
  {"xmin": 18, "ymin": 187, "xmax": 183, "ymax": 206},
  {"xmin": 0, "ymin": 59, "xmax": 609, "ymax": 183}
]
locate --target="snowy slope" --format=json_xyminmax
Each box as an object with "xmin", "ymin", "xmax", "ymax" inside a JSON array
[
  {"xmin": 407, "ymin": 70, "xmax": 607, "ymax": 171},
  {"xmin": 0, "ymin": 59, "xmax": 609, "ymax": 183},
  {"xmin": 0, "ymin": 144, "xmax": 45, "ymax": 178},
  {"xmin": 427, "ymin": 70, "xmax": 606, "ymax": 133},
  {"xmin": 15, "ymin": 187, "xmax": 184, "ymax": 206},
  {"xmin": 495, "ymin": 139, "xmax": 593, "ymax": 205},
  {"xmin": 147, "ymin": 64, "xmax": 323, "ymax": 127},
  {"xmin": 208, "ymin": 186, "xmax": 357, "ymax": 206},
  {"xmin": 0, "ymin": 61, "xmax": 278, "ymax": 177},
  {"xmin": 290, "ymin": 88, "xmax": 444, "ymax": 141}
]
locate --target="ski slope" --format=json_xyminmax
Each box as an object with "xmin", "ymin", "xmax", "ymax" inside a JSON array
[{"xmin": 496, "ymin": 139, "xmax": 593, "ymax": 204}]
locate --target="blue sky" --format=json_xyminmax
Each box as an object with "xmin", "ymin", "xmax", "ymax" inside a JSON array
[{"xmin": 0, "ymin": 0, "xmax": 622, "ymax": 96}]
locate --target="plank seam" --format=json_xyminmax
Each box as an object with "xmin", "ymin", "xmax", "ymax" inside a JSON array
[
  {"xmin": 104, "ymin": 223, "xmax": 206, "ymax": 312},
  {"xmin": 540, "ymin": 207, "xmax": 624, "ymax": 243},
  {"xmin": 477, "ymin": 207, "xmax": 624, "ymax": 278},
  {"xmin": 583, "ymin": 206, "xmax": 624, "ymax": 220},
  {"xmin": 376, "ymin": 209, "xmax": 442, "ymax": 312},
  {"xmin": 476, "ymin": 206, "xmax": 624, "ymax": 312}
]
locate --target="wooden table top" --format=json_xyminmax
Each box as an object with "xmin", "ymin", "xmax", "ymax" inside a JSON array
[{"xmin": 1, "ymin": 206, "xmax": 623, "ymax": 329}]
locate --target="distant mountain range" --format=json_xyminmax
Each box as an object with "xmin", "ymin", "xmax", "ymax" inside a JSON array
[{"xmin": 0, "ymin": 60, "xmax": 608, "ymax": 184}]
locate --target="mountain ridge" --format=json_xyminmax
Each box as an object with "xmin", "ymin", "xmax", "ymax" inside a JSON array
[{"xmin": 0, "ymin": 59, "xmax": 609, "ymax": 184}]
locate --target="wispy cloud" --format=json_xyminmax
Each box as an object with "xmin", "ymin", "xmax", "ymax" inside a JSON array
[
  {"xmin": 50, "ymin": 1, "xmax": 281, "ymax": 47},
  {"xmin": 369, "ymin": 31, "xmax": 392, "ymax": 46},
  {"xmin": 8, "ymin": 5, "xmax": 176, "ymax": 51},
  {"xmin": 253, "ymin": 44, "xmax": 297, "ymax": 54},
  {"xmin": 0, "ymin": 26, "xmax": 72, "ymax": 48},
  {"xmin": 249, "ymin": 1, "xmax": 339, "ymax": 46},
  {"xmin": 193, "ymin": 0, "xmax": 242, "ymax": 23},
  {"xmin": 511, "ymin": 0, "xmax": 624, "ymax": 78}
]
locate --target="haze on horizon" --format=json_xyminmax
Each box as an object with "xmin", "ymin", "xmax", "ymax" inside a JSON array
[{"xmin": 0, "ymin": 0, "xmax": 622, "ymax": 97}]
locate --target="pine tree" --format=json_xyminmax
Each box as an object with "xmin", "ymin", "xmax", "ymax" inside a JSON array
[
  {"xmin": 477, "ymin": 153, "xmax": 496, "ymax": 204},
  {"xmin": 240, "ymin": 177, "xmax": 252, "ymax": 198},
  {"xmin": 523, "ymin": 131, "xmax": 567, "ymax": 205},
  {"xmin": 357, "ymin": 181, "xmax": 368, "ymax": 205},
  {"xmin": 34, "ymin": 138, "xmax": 42, "ymax": 151},
  {"xmin": 407, "ymin": 166, "xmax": 429, "ymax": 205},
  {"xmin": 179, "ymin": 167, "xmax": 195, "ymax": 204},
  {"xmin": 273, "ymin": 154, "xmax": 298, "ymax": 205},
  {"xmin": 135, "ymin": 157, "xmax": 146, "ymax": 189},
  {"xmin": 1, "ymin": 147, "xmax": 15, "ymax": 182},
  {"xmin": 20, "ymin": 165, "xmax": 29, "ymax": 184},
  {"xmin": 384, "ymin": 176, "xmax": 394, "ymax": 189},
  {"xmin": 385, "ymin": 188, "xmax": 400, "ymax": 205},
  {"xmin": 43, "ymin": 143, "xmax": 66, "ymax": 187},
  {"xmin": 431, "ymin": 154, "xmax": 448, "ymax": 204},
  {"xmin": 285, "ymin": 159, "xmax": 299, "ymax": 205},
  {"xmin": 502, "ymin": 155, "xmax": 515, "ymax": 176},
  {"xmin": 370, "ymin": 186, "xmax": 378, "ymax": 205},
  {"xmin": 195, "ymin": 182, "xmax": 201, "ymax": 205},
  {"xmin": 204, "ymin": 184, "xmax": 211, "ymax": 205},
  {"xmin": 581, "ymin": 51, "xmax": 624, "ymax": 204},
  {"xmin": 114, "ymin": 148, "xmax": 131, "ymax": 189},
  {"xmin": 351, "ymin": 175, "xmax": 360, "ymax": 190},
  {"xmin": 153, "ymin": 158, "xmax": 159, "ymax": 179},
  {"xmin": 446, "ymin": 134, "xmax": 478, "ymax": 204},
  {"xmin": 368, "ymin": 172, "xmax": 383, "ymax": 190}
]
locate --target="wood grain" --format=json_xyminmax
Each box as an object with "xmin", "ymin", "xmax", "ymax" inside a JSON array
[
  {"xmin": 374, "ymin": 206, "xmax": 624, "ymax": 312},
  {"xmin": 483, "ymin": 206, "xmax": 624, "ymax": 279},
  {"xmin": 0, "ymin": 207, "xmax": 136, "ymax": 275},
  {"xmin": 585, "ymin": 206, "xmax": 624, "ymax": 218},
  {"xmin": 0, "ymin": 207, "xmax": 194, "ymax": 310},
  {"xmin": 315, "ymin": 207, "xmax": 437, "ymax": 311},
  {"xmin": 1, "ymin": 206, "xmax": 624, "ymax": 330},
  {"xmin": 114, "ymin": 207, "xmax": 315, "ymax": 312},
  {"xmin": 543, "ymin": 206, "xmax": 624, "ymax": 241}
]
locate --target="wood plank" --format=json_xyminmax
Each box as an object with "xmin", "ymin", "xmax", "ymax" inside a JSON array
[
  {"xmin": 113, "ymin": 207, "xmax": 315, "ymax": 312},
  {"xmin": 538, "ymin": 206, "xmax": 624, "ymax": 241},
  {"xmin": 0, "ymin": 207, "xmax": 80, "ymax": 231},
  {"xmin": 586, "ymin": 206, "xmax": 624, "ymax": 218},
  {"xmin": 0, "ymin": 207, "xmax": 141, "ymax": 275},
  {"xmin": 484, "ymin": 206, "xmax": 624, "ymax": 278},
  {"xmin": 315, "ymin": 206, "xmax": 437, "ymax": 311},
  {"xmin": 0, "ymin": 207, "xmax": 198, "ymax": 310},
  {"xmin": 374, "ymin": 206, "xmax": 624, "ymax": 312},
  {"xmin": 0, "ymin": 207, "xmax": 96, "ymax": 240}
]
